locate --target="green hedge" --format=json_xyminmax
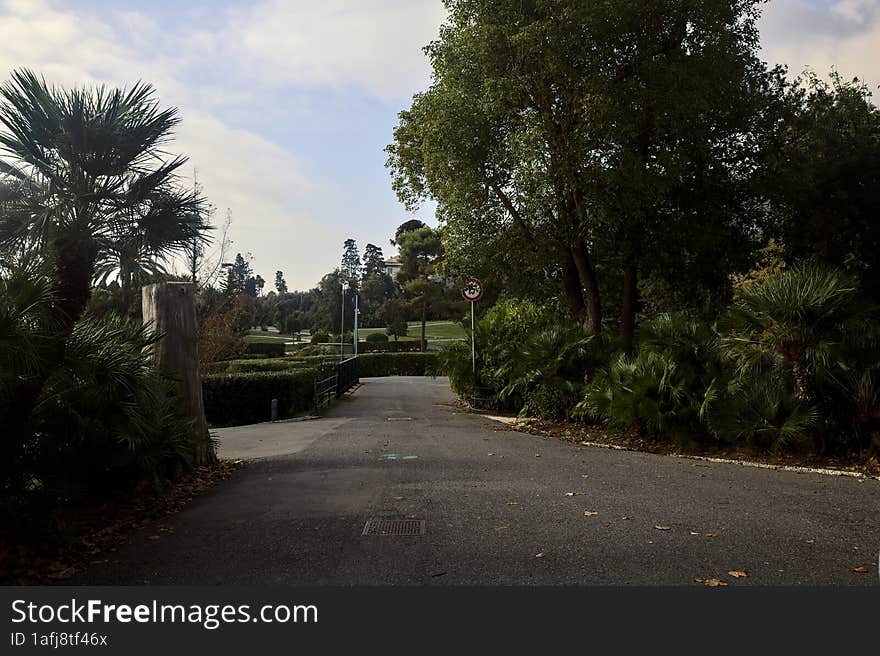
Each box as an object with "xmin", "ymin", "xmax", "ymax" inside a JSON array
[
  {"xmin": 244, "ymin": 341, "xmax": 286, "ymax": 358},
  {"xmin": 358, "ymin": 352, "xmax": 440, "ymax": 377},
  {"xmin": 202, "ymin": 368, "xmax": 319, "ymax": 426},
  {"xmin": 206, "ymin": 358, "xmax": 320, "ymax": 374},
  {"xmin": 357, "ymin": 340, "xmax": 427, "ymax": 353}
]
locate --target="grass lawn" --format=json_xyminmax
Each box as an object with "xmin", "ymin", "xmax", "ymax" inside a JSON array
[{"xmin": 357, "ymin": 320, "xmax": 466, "ymax": 342}]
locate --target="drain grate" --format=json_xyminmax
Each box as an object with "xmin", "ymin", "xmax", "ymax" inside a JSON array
[{"xmin": 362, "ymin": 518, "xmax": 426, "ymax": 536}]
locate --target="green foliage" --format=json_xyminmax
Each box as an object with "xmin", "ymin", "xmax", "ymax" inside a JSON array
[
  {"xmin": 577, "ymin": 314, "xmax": 722, "ymax": 448},
  {"xmin": 0, "ymin": 267, "xmax": 204, "ymax": 501},
  {"xmin": 365, "ymin": 332, "xmax": 389, "ymax": 343},
  {"xmin": 358, "ymin": 352, "xmax": 440, "ymax": 377},
  {"xmin": 310, "ymin": 332, "xmax": 330, "ymax": 344},
  {"xmin": 243, "ymin": 341, "xmax": 286, "ymax": 358},
  {"xmin": 359, "ymin": 340, "xmax": 426, "ymax": 353},
  {"xmin": 202, "ymin": 369, "xmax": 319, "ymax": 427}
]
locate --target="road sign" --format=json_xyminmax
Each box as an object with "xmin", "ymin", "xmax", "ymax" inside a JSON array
[{"xmin": 461, "ymin": 277, "xmax": 484, "ymax": 303}]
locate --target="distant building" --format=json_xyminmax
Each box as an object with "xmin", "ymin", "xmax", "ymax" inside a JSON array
[{"xmin": 384, "ymin": 256, "xmax": 402, "ymax": 278}]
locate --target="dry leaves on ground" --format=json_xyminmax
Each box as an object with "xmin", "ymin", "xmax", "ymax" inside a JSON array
[
  {"xmin": 728, "ymin": 570, "xmax": 748, "ymax": 578},
  {"xmin": 851, "ymin": 566, "xmax": 868, "ymax": 573},
  {"xmin": 583, "ymin": 511, "xmax": 599, "ymax": 517},
  {"xmin": 654, "ymin": 525, "xmax": 672, "ymax": 531}
]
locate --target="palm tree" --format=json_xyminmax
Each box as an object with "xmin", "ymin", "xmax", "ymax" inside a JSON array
[
  {"xmin": 0, "ymin": 69, "xmax": 206, "ymax": 332},
  {"xmin": 719, "ymin": 263, "xmax": 868, "ymax": 402}
]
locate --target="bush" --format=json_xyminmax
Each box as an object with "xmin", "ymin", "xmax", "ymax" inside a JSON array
[
  {"xmin": 202, "ymin": 369, "xmax": 319, "ymax": 427},
  {"xmin": 365, "ymin": 332, "xmax": 389, "ymax": 343},
  {"xmin": 358, "ymin": 352, "xmax": 440, "ymax": 377},
  {"xmin": 310, "ymin": 332, "xmax": 330, "ymax": 344},
  {"xmin": 244, "ymin": 341, "xmax": 286, "ymax": 357}
]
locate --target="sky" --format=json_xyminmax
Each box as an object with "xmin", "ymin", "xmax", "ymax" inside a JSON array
[{"xmin": 0, "ymin": 0, "xmax": 878, "ymax": 290}]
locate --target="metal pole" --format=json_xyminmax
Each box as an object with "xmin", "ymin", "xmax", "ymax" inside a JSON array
[
  {"xmin": 340, "ymin": 282, "xmax": 346, "ymax": 360},
  {"xmin": 471, "ymin": 301, "xmax": 476, "ymax": 374},
  {"xmin": 353, "ymin": 294, "xmax": 359, "ymax": 356}
]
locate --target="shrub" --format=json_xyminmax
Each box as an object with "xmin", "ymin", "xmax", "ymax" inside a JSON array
[
  {"xmin": 202, "ymin": 369, "xmax": 319, "ymax": 427},
  {"xmin": 310, "ymin": 332, "xmax": 330, "ymax": 345},
  {"xmin": 244, "ymin": 341, "xmax": 286, "ymax": 358},
  {"xmin": 358, "ymin": 352, "xmax": 440, "ymax": 377},
  {"xmin": 365, "ymin": 332, "xmax": 389, "ymax": 343}
]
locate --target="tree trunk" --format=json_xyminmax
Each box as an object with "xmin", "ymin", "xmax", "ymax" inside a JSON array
[
  {"xmin": 570, "ymin": 242, "xmax": 602, "ymax": 335},
  {"xmin": 142, "ymin": 282, "xmax": 214, "ymax": 466},
  {"xmin": 621, "ymin": 264, "xmax": 638, "ymax": 352},
  {"xmin": 561, "ymin": 250, "xmax": 589, "ymax": 328},
  {"xmin": 421, "ymin": 303, "xmax": 427, "ymax": 352},
  {"xmin": 52, "ymin": 238, "xmax": 98, "ymax": 334}
]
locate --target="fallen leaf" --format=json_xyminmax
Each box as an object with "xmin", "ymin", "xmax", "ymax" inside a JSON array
[
  {"xmin": 705, "ymin": 579, "xmax": 729, "ymax": 587},
  {"xmin": 495, "ymin": 525, "xmax": 511, "ymax": 531},
  {"xmin": 535, "ymin": 552, "xmax": 545, "ymax": 559},
  {"xmin": 693, "ymin": 578, "xmax": 704, "ymax": 583},
  {"xmin": 535, "ymin": 454, "xmax": 541, "ymax": 458},
  {"xmin": 851, "ymin": 566, "xmax": 868, "ymax": 574},
  {"xmin": 690, "ymin": 531, "xmax": 699, "ymax": 536},
  {"xmin": 583, "ymin": 511, "xmax": 599, "ymax": 517},
  {"xmin": 704, "ymin": 532, "xmax": 719, "ymax": 538},
  {"xmin": 806, "ymin": 539, "xmax": 817, "ymax": 545},
  {"xmin": 728, "ymin": 570, "xmax": 748, "ymax": 578},
  {"xmin": 47, "ymin": 567, "xmax": 76, "ymax": 580},
  {"xmin": 147, "ymin": 535, "xmax": 161, "ymax": 541},
  {"xmin": 654, "ymin": 525, "xmax": 672, "ymax": 531},
  {"xmin": 487, "ymin": 453, "xmax": 495, "ymax": 456},
  {"xmin": 507, "ymin": 501, "xmax": 520, "ymax": 506},
  {"xmin": 564, "ymin": 492, "xmax": 581, "ymax": 497}
]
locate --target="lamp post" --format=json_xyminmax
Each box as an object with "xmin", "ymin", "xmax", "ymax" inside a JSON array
[
  {"xmin": 340, "ymin": 280, "xmax": 347, "ymax": 360},
  {"xmin": 353, "ymin": 293, "xmax": 359, "ymax": 356}
]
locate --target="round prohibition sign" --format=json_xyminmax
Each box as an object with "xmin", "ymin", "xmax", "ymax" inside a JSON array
[{"xmin": 461, "ymin": 277, "xmax": 484, "ymax": 302}]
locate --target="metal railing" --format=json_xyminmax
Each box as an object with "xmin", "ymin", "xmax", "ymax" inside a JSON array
[{"xmin": 313, "ymin": 356, "xmax": 360, "ymax": 410}]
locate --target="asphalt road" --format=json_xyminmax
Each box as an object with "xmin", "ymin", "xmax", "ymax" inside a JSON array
[{"xmin": 80, "ymin": 377, "xmax": 879, "ymax": 585}]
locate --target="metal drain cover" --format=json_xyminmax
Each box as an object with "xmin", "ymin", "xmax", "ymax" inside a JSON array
[{"xmin": 362, "ymin": 518, "xmax": 426, "ymax": 536}]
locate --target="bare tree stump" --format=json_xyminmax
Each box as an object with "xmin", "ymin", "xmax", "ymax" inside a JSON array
[{"xmin": 142, "ymin": 282, "xmax": 214, "ymax": 465}]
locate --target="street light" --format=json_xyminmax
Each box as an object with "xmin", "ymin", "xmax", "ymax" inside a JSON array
[{"xmin": 340, "ymin": 280, "xmax": 348, "ymax": 360}]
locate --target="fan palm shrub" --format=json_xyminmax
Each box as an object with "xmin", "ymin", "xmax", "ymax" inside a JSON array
[
  {"xmin": 0, "ymin": 70, "xmax": 207, "ymax": 332},
  {"xmin": 576, "ymin": 314, "xmax": 722, "ymax": 447}
]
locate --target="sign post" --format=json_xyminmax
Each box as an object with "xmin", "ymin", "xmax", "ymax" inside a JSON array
[{"xmin": 460, "ymin": 278, "xmax": 484, "ymax": 406}]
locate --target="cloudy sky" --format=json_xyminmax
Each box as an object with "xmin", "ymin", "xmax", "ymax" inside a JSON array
[{"xmin": 0, "ymin": 0, "xmax": 878, "ymax": 290}]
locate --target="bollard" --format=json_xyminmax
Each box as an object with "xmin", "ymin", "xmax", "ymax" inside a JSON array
[{"xmin": 271, "ymin": 398, "xmax": 279, "ymax": 421}]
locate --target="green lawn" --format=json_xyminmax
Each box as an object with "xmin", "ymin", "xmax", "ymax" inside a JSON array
[
  {"xmin": 245, "ymin": 321, "xmax": 465, "ymax": 348},
  {"xmin": 357, "ymin": 320, "xmax": 466, "ymax": 342}
]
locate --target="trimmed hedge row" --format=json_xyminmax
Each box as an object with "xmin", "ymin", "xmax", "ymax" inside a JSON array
[
  {"xmin": 202, "ymin": 368, "xmax": 319, "ymax": 427},
  {"xmin": 358, "ymin": 352, "xmax": 440, "ymax": 377},
  {"xmin": 357, "ymin": 340, "xmax": 427, "ymax": 353},
  {"xmin": 244, "ymin": 341, "xmax": 286, "ymax": 358},
  {"xmin": 205, "ymin": 358, "xmax": 322, "ymax": 374}
]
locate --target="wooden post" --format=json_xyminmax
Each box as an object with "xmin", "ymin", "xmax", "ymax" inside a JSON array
[{"xmin": 142, "ymin": 282, "xmax": 214, "ymax": 465}]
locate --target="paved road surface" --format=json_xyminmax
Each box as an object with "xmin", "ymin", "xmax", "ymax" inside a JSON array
[{"xmin": 80, "ymin": 377, "xmax": 879, "ymax": 585}]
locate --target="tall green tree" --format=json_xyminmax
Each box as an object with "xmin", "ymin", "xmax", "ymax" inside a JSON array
[
  {"xmin": 222, "ymin": 253, "xmax": 252, "ymax": 296},
  {"xmin": 341, "ymin": 238, "xmax": 361, "ymax": 289},
  {"xmin": 387, "ymin": 1, "xmax": 784, "ymax": 343},
  {"xmin": 763, "ymin": 72, "xmax": 880, "ymax": 301},
  {"xmin": 362, "ymin": 243, "xmax": 386, "ymax": 276},
  {"xmin": 397, "ymin": 226, "xmax": 444, "ymax": 351},
  {"xmin": 275, "ymin": 270, "xmax": 287, "ymax": 294}
]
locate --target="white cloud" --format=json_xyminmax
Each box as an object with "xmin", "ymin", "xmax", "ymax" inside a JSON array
[
  {"xmin": 0, "ymin": 0, "xmax": 444, "ymax": 289},
  {"xmin": 760, "ymin": 0, "xmax": 880, "ymax": 93},
  {"xmin": 196, "ymin": 0, "xmax": 446, "ymax": 101}
]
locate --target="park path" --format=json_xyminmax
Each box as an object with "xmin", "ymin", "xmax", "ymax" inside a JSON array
[{"xmin": 80, "ymin": 377, "xmax": 879, "ymax": 585}]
